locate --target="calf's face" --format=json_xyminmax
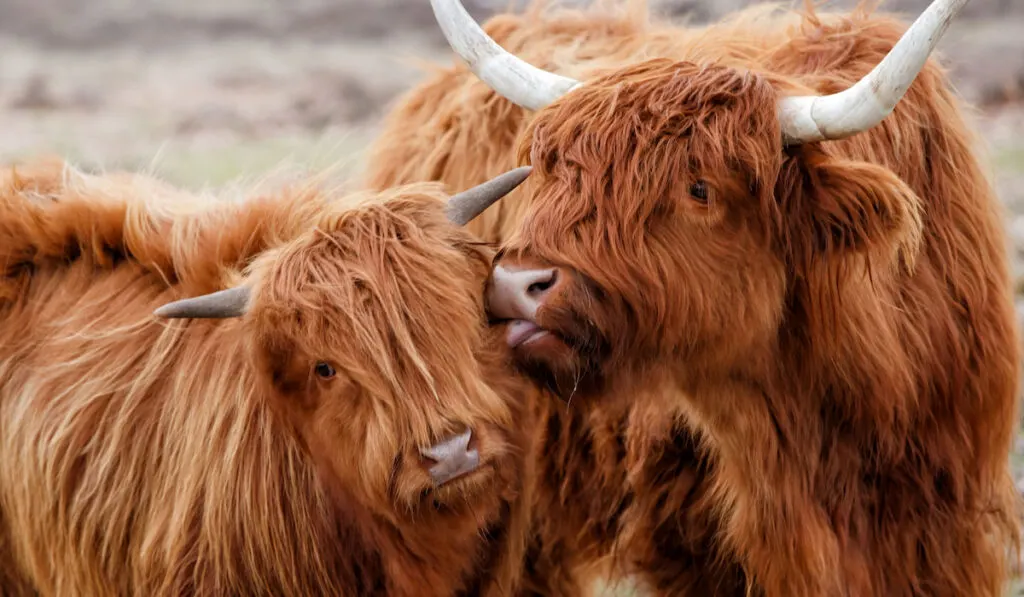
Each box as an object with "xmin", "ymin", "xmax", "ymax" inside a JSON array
[
  {"xmin": 252, "ymin": 193, "xmax": 523, "ymax": 518},
  {"xmin": 155, "ymin": 170, "xmax": 532, "ymax": 522}
]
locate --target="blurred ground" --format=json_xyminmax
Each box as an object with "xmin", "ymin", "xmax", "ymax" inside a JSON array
[
  {"xmin": 0, "ymin": 0, "xmax": 1022, "ymax": 593},
  {"xmin": 0, "ymin": 0, "xmax": 1020, "ymax": 190}
]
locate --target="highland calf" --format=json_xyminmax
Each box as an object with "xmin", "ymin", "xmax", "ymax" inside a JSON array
[
  {"xmin": 369, "ymin": 0, "xmax": 1024, "ymax": 595},
  {"xmin": 0, "ymin": 157, "xmax": 543, "ymax": 596}
]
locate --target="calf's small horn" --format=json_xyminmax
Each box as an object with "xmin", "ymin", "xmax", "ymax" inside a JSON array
[
  {"xmin": 153, "ymin": 167, "xmax": 531, "ymax": 320},
  {"xmin": 153, "ymin": 286, "xmax": 251, "ymax": 319},
  {"xmin": 445, "ymin": 166, "xmax": 533, "ymax": 226},
  {"xmin": 778, "ymin": 0, "xmax": 967, "ymax": 144},
  {"xmin": 429, "ymin": 0, "xmax": 581, "ymax": 111}
]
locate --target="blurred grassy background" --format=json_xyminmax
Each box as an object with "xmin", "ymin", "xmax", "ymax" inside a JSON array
[{"xmin": 1, "ymin": 0, "xmax": 1020, "ymax": 189}]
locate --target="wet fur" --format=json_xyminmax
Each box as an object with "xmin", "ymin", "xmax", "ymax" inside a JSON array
[
  {"xmin": 0, "ymin": 157, "xmax": 542, "ymax": 596},
  {"xmin": 366, "ymin": 1, "xmax": 1022, "ymax": 596}
]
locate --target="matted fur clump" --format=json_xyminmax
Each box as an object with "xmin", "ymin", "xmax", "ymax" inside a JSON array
[
  {"xmin": 0, "ymin": 156, "xmax": 547, "ymax": 596},
  {"xmin": 367, "ymin": 0, "xmax": 1023, "ymax": 595}
]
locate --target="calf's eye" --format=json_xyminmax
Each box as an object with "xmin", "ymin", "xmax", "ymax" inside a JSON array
[
  {"xmin": 314, "ymin": 362, "xmax": 336, "ymax": 379},
  {"xmin": 689, "ymin": 180, "xmax": 709, "ymax": 203}
]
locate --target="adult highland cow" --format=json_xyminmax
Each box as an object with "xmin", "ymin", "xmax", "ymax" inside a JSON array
[
  {"xmin": 0, "ymin": 157, "xmax": 546, "ymax": 596},
  {"xmin": 368, "ymin": 0, "xmax": 1024, "ymax": 595}
]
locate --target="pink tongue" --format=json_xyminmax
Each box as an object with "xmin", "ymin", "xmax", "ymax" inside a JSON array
[{"xmin": 506, "ymin": 320, "xmax": 542, "ymax": 347}]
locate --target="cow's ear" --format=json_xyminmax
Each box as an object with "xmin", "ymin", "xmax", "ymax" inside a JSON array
[{"xmin": 775, "ymin": 147, "xmax": 923, "ymax": 272}]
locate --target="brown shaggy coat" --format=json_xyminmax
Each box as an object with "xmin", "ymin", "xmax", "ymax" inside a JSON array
[
  {"xmin": 365, "ymin": 1, "xmax": 1023, "ymax": 596},
  {"xmin": 0, "ymin": 157, "xmax": 543, "ymax": 596},
  {"xmin": 365, "ymin": 2, "xmax": 755, "ymax": 593}
]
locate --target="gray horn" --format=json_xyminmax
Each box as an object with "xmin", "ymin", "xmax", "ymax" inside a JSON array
[
  {"xmin": 445, "ymin": 166, "xmax": 532, "ymax": 226},
  {"xmin": 153, "ymin": 167, "xmax": 531, "ymax": 320},
  {"xmin": 153, "ymin": 286, "xmax": 251, "ymax": 320}
]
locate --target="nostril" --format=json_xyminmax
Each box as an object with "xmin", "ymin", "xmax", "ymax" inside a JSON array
[
  {"xmin": 420, "ymin": 453, "xmax": 439, "ymax": 467},
  {"xmin": 419, "ymin": 428, "xmax": 473, "ymax": 470},
  {"xmin": 489, "ymin": 266, "xmax": 561, "ymax": 321},
  {"xmin": 526, "ymin": 269, "xmax": 558, "ymax": 297}
]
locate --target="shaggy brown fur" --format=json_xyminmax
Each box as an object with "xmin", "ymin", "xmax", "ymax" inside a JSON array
[
  {"xmin": 519, "ymin": 387, "xmax": 640, "ymax": 596},
  {"xmin": 365, "ymin": 2, "xmax": 758, "ymax": 594},
  {"xmin": 366, "ymin": 1, "xmax": 1023, "ymax": 596},
  {"xmin": 0, "ymin": 156, "xmax": 546, "ymax": 596},
  {"xmin": 366, "ymin": 4, "xmax": 722, "ymax": 593}
]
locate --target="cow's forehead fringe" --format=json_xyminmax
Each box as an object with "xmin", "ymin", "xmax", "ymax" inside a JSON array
[
  {"xmin": 247, "ymin": 190, "xmax": 492, "ymax": 398},
  {"xmin": 518, "ymin": 60, "xmax": 783, "ymax": 219}
]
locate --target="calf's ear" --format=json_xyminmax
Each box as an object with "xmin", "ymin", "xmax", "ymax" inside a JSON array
[{"xmin": 774, "ymin": 147, "xmax": 923, "ymax": 273}]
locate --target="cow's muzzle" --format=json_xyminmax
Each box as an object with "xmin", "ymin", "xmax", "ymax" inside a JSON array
[{"xmin": 418, "ymin": 429, "xmax": 481, "ymax": 486}]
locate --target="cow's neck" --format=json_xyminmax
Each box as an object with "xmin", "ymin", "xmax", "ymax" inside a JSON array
[
  {"xmin": 307, "ymin": 452, "xmax": 516, "ymax": 597},
  {"xmin": 666, "ymin": 346, "xmax": 881, "ymax": 594},
  {"xmin": 351, "ymin": 496, "xmax": 514, "ymax": 597}
]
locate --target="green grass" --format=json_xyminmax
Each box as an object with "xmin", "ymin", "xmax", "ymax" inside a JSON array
[
  {"xmin": 128, "ymin": 131, "xmax": 377, "ymax": 189},
  {"xmin": 0, "ymin": 125, "xmax": 378, "ymax": 192},
  {"xmin": 997, "ymin": 147, "xmax": 1024, "ymax": 174}
]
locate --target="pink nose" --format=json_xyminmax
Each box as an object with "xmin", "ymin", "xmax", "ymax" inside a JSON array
[{"xmin": 486, "ymin": 265, "xmax": 560, "ymax": 321}]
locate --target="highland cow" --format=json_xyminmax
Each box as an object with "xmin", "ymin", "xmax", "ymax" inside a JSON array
[
  {"xmin": 0, "ymin": 157, "xmax": 547, "ymax": 596},
  {"xmin": 366, "ymin": 0, "xmax": 1024, "ymax": 595}
]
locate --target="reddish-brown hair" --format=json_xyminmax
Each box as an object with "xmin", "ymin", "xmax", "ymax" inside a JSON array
[
  {"xmin": 367, "ymin": 1, "xmax": 1022, "ymax": 595},
  {"xmin": 0, "ymin": 156, "xmax": 547, "ymax": 596}
]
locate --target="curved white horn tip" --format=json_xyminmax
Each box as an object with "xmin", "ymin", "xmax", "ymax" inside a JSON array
[
  {"xmin": 428, "ymin": 0, "xmax": 581, "ymax": 111},
  {"xmin": 778, "ymin": 0, "xmax": 969, "ymax": 144}
]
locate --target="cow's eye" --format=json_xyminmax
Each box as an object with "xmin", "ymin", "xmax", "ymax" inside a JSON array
[
  {"xmin": 314, "ymin": 362, "xmax": 336, "ymax": 379},
  {"xmin": 689, "ymin": 180, "xmax": 709, "ymax": 203}
]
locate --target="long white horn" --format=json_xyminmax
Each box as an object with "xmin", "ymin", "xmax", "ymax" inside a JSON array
[
  {"xmin": 430, "ymin": 0, "xmax": 581, "ymax": 111},
  {"xmin": 778, "ymin": 0, "xmax": 967, "ymax": 145}
]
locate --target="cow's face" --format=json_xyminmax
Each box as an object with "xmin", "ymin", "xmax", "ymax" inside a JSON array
[
  {"xmin": 488, "ymin": 60, "xmax": 921, "ymax": 398},
  {"xmin": 249, "ymin": 190, "xmax": 526, "ymax": 522}
]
